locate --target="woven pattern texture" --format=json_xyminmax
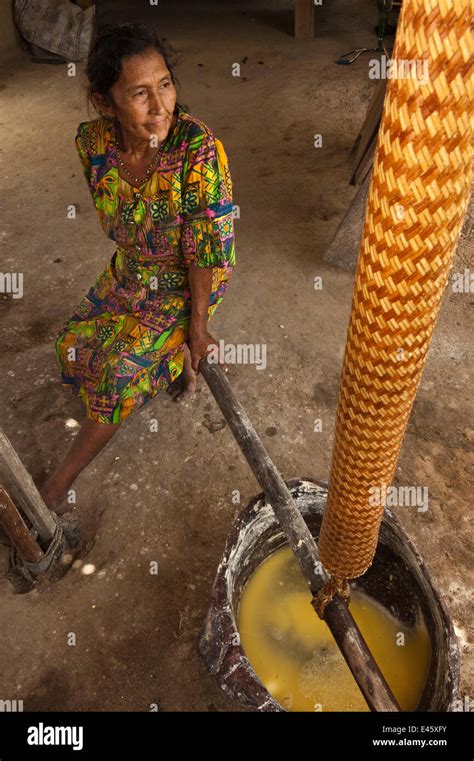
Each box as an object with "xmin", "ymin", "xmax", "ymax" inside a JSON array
[{"xmin": 318, "ymin": 0, "xmax": 473, "ymax": 579}]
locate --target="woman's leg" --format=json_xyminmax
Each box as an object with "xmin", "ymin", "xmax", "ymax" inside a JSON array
[{"xmin": 39, "ymin": 417, "xmax": 121, "ymax": 512}]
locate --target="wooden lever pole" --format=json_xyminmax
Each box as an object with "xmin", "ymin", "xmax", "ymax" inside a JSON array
[
  {"xmin": 0, "ymin": 427, "xmax": 57, "ymax": 544},
  {"xmin": 199, "ymin": 360, "xmax": 400, "ymax": 712}
]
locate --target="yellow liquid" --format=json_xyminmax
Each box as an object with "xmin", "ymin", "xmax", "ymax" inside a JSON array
[{"xmin": 237, "ymin": 546, "xmax": 431, "ymax": 711}]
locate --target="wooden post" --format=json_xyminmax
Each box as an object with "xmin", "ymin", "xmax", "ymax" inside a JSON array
[
  {"xmin": 294, "ymin": 0, "xmax": 315, "ymax": 39},
  {"xmin": 0, "ymin": 427, "xmax": 57, "ymax": 544},
  {"xmin": 199, "ymin": 360, "xmax": 400, "ymax": 712}
]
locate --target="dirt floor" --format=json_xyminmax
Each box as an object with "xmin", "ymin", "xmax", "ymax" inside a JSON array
[{"xmin": 0, "ymin": 0, "xmax": 472, "ymax": 711}]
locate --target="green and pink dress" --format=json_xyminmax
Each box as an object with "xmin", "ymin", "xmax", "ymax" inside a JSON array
[{"xmin": 55, "ymin": 104, "xmax": 236, "ymax": 424}]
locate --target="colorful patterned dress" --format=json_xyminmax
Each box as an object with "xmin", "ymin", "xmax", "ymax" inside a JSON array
[{"xmin": 55, "ymin": 104, "xmax": 236, "ymax": 424}]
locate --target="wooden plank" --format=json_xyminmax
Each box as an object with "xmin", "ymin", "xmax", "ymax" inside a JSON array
[
  {"xmin": 324, "ymin": 169, "xmax": 372, "ymax": 270},
  {"xmin": 348, "ymin": 79, "xmax": 387, "ymax": 178},
  {"xmin": 352, "ymin": 131, "xmax": 377, "ymax": 185}
]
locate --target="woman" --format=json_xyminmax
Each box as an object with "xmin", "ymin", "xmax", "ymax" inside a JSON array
[{"xmin": 39, "ymin": 23, "xmax": 236, "ymax": 513}]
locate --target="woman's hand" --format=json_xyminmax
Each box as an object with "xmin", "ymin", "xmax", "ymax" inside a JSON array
[
  {"xmin": 188, "ymin": 325, "xmax": 219, "ymax": 374},
  {"xmin": 187, "ymin": 266, "xmax": 227, "ymax": 374}
]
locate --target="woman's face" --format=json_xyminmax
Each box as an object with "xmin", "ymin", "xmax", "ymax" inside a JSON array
[{"xmin": 96, "ymin": 48, "xmax": 177, "ymax": 145}]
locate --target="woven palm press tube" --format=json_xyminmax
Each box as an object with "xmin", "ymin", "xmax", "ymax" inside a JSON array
[{"xmin": 317, "ymin": 0, "xmax": 473, "ymax": 582}]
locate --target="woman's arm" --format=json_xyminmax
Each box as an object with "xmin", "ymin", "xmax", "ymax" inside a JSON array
[
  {"xmin": 181, "ymin": 130, "xmax": 235, "ymax": 373},
  {"xmin": 188, "ymin": 265, "xmax": 218, "ymax": 373}
]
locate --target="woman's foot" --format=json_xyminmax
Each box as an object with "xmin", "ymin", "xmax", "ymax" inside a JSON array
[{"xmin": 167, "ymin": 344, "xmax": 197, "ymax": 402}]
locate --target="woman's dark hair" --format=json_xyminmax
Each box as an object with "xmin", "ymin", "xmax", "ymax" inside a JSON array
[{"xmin": 85, "ymin": 23, "xmax": 187, "ymax": 115}]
